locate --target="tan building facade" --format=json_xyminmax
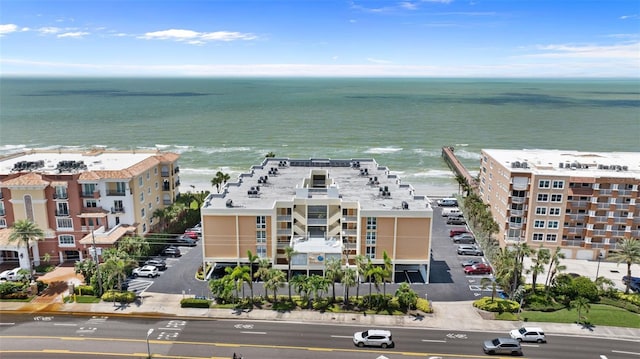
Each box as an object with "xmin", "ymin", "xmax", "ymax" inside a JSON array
[
  {"xmin": 0, "ymin": 149, "xmax": 180, "ymax": 268},
  {"xmin": 478, "ymin": 149, "xmax": 640, "ymax": 260},
  {"xmin": 201, "ymin": 158, "xmax": 434, "ymax": 283}
]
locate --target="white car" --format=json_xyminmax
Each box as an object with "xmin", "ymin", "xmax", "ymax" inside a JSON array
[
  {"xmin": 509, "ymin": 327, "xmax": 546, "ymax": 343},
  {"xmin": 353, "ymin": 329, "xmax": 394, "ymax": 348},
  {"xmin": 0, "ymin": 267, "xmax": 26, "ymax": 281},
  {"xmin": 132, "ymin": 265, "xmax": 159, "ymax": 278}
]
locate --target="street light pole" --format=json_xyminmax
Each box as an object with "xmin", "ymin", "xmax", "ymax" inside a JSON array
[
  {"xmin": 91, "ymin": 229, "xmax": 103, "ymax": 296},
  {"xmin": 595, "ymin": 250, "xmax": 603, "ymax": 280},
  {"xmin": 146, "ymin": 328, "xmax": 154, "ymax": 358}
]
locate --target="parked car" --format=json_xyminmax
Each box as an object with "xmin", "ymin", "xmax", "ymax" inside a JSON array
[
  {"xmin": 436, "ymin": 198, "xmax": 458, "ymax": 207},
  {"xmin": 447, "ymin": 216, "xmax": 466, "ymax": 225},
  {"xmin": 457, "ymin": 244, "xmax": 484, "ymax": 256},
  {"xmin": 188, "ymin": 222, "xmax": 202, "ymax": 234},
  {"xmin": 441, "ymin": 207, "xmax": 462, "ymax": 217},
  {"xmin": 452, "ymin": 233, "xmax": 476, "ymax": 244},
  {"xmin": 464, "ymin": 263, "xmax": 492, "ymax": 275},
  {"xmin": 622, "ymin": 276, "xmax": 640, "ymax": 292},
  {"xmin": 144, "ymin": 258, "xmax": 167, "ymax": 270},
  {"xmin": 176, "ymin": 234, "xmax": 197, "ymax": 247},
  {"xmin": 482, "ymin": 337, "xmax": 523, "ymax": 356},
  {"xmin": 509, "ymin": 327, "xmax": 546, "ymax": 343},
  {"xmin": 162, "ymin": 246, "xmax": 181, "ymax": 257},
  {"xmin": 461, "ymin": 258, "xmax": 485, "ymax": 267},
  {"xmin": 184, "ymin": 230, "xmax": 199, "ymax": 239},
  {"xmin": 449, "ymin": 228, "xmax": 470, "ymax": 237},
  {"xmin": 132, "ymin": 265, "xmax": 159, "ymax": 278},
  {"xmin": 0, "ymin": 267, "xmax": 27, "ymax": 281},
  {"xmin": 353, "ymin": 329, "xmax": 394, "ymax": 348}
]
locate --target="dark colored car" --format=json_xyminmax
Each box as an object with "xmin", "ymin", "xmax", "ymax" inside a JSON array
[
  {"xmin": 176, "ymin": 234, "xmax": 197, "ymax": 247},
  {"xmin": 622, "ymin": 276, "xmax": 640, "ymax": 292},
  {"xmin": 452, "ymin": 233, "xmax": 476, "ymax": 244},
  {"xmin": 162, "ymin": 246, "xmax": 181, "ymax": 257},
  {"xmin": 482, "ymin": 337, "xmax": 523, "ymax": 356},
  {"xmin": 446, "ymin": 216, "xmax": 466, "ymax": 225},
  {"xmin": 144, "ymin": 258, "xmax": 167, "ymax": 270}
]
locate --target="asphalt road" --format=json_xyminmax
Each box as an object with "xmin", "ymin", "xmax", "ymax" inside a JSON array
[{"xmin": 1, "ymin": 313, "xmax": 637, "ymax": 359}]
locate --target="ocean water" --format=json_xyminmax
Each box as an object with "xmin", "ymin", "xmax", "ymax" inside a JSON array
[{"xmin": 1, "ymin": 77, "xmax": 639, "ymax": 195}]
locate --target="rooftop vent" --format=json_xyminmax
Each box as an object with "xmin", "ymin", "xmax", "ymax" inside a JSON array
[
  {"xmin": 225, "ymin": 199, "xmax": 233, "ymax": 208},
  {"xmin": 12, "ymin": 160, "xmax": 45, "ymax": 172},
  {"xmin": 402, "ymin": 201, "xmax": 409, "ymax": 210}
]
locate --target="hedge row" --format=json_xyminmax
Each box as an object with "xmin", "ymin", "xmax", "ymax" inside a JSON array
[{"xmin": 181, "ymin": 298, "xmax": 211, "ymax": 308}]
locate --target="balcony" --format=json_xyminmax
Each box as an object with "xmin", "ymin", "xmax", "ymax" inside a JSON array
[
  {"xmin": 342, "ymin": 229, "xmax": 358, "ymax": 236},
  {"xmin": 161, "ymin": 171, "xmax": 170, "ymax": 177},
  {"xmin": 277, "ymin": 215, "xmax": 292, "ymax": 222},
  {"xmin": 81, "ymin": 190, "xmax": 100, "ymax": 199},
  {"xmin": 508, "ymin": 222, "xmax": 523, "ymax": 229},
  {"xmin": 163, "ymin": 199, "xmax": 171, "ymax": 205},
  {"xmin": 55, "ymin": 211, "xmax": 70, "ymax": 217},
  {"xmin": 106, "ymin": 190, "xmax": 126, "ymax": 196},
  {"xmin": 162, "ymin": 185, "xmax": 171, "ymax": 191},
  {"xmin": 277, "ymin": 228, "xmax": 291, "ymax": 236},
  {"xmin": 509, "ymin": 209, "xmax": 524, "ymax": 216},
  {"xmin": 53, "ymin": 193, "xmax": 68, "ymax": 200},
  {"xmin": 342, "ymin": 216, "xmax": 358, "ymax": 223},
  {"xmin": 511, "ymin": 197, "xmax": 527, "ymax": 204},
  {"xmin": 174, "ymin": 166, "xmax": 180, "ymax": 174},
  {"xmin": 562, "ymin": 239, "xmax": 583, "ymax": 247},
  {"xmin": 111, "ymin": 207, "xmax": 125, "ymax": 214}
]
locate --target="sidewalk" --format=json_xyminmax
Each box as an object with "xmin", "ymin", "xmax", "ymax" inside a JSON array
[{"xmin": 2, "ymin": 291, "xmax": 639, "ymax": 341}]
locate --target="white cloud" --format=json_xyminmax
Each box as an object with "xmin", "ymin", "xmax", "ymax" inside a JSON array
[
  {"xmin": 528, "ymin": 42, "xmax": 640, "ymax": 59},
  {"xmin": 140, "ymin": 29, "xmax": 256, "ymax": 44},
  {"xmin": 620, "ymin": 14, "xmax": 640, "ymax": 20},
  {"xmin": 57, "ymin": 31, "xmax": 89, "ymax": 38},
  {"xmin": 0, "ymin": 24, "xmax": 19, "ymax": 36},
  {"xmin": 38, "ymin": 27, "xmax": 61, "ymax": 34},
  {"xmin": 367, "ymin": 57, "xmax": 392, "ymax": 64}
]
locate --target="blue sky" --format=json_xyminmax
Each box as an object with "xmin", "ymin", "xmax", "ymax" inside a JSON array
[{"xmin": 1, "ymin": 0, "xmax": 639, "ymax": 77}]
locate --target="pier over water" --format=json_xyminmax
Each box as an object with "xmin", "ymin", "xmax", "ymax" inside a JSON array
[{"xmin": 441, "ymin": 146, "xmax": 478, "ymax": 194}]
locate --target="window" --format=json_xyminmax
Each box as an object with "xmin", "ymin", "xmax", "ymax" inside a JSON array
[
  {"xmin": 138, "ymin": 176, "xmax": 143, "ymax": 186},
  {"xmin": 148, "ymin": 203, "xmax": 152, "ymax": 209},
  {"xmin": 532, "ymin": 233, "xmax": 544, "ymax": 241},
  {"xmin": 140, "ymin": 192, "xmax": 144, "ymax": 202},
  {"xmin": 113, "ymin": 200, "xmax": 124, "ymax": 212},
  {"xmin": 548, "ymin": 221, "xmax": 559, "ymax": 229},
  {"xmin": 366, "ymin": 217, "xmax": 377, "ymax": 230},
  {"xmin": 365, "ymin": 246, "xmax": 376, "ymax": 259},
  {"xmin": 257, "ymin": 245, "xmax": 267, "ymax": 258},
  {"xmin": 57, "ymin": 202, "xmax": 69, "ymax": 216},
  {"xmin": 142, "ymin": 223, "xmax": 147, "ymax": 232},
  {"xmin": 82, "ymin": 183, "xmax": 96, "ymax": 196},
  {"xmin": 256, "ymin": 230, "xmax": 266, "ymax": 243},
  {"xmin": 85, "ymin": 199, "xmax": 97, "ymax": 208},
  {"xmin": 58, "ymin": 235, "xmax": 75, "ymax": 246},
  {"xmin": 141, "ymin": 208, "xmax": 145, "ymax": 218},
  {"xmin": 535, "ymin": 207, "xmax": 547, "ymax": 215},
  {"xmin": 537, "ymin": 194, "xmax": 548, "ymax": 202},
  {"xmin": 116, "ymin": 182, "xmax": 126, "ymax": 193},
  {"xmin": 552, "ymin": 180, "xmax": 564, "ymax": 189},
  {"xmin": 154, "ymin": 167, "xmax": 158, "ymax": 174},
  {"xmin": 549, "ymin": 207, "xmax": 561, "ymax": 215},
  {"xmin": 538, "ymin": 180, "xmax": 550, "ymax": 188},
  {"xmin": 0, "ymin": 218, "xmax": 6, "ymax": 228},
  {"xmin": 534, "ymin": 220, "xmax": 545, "ymax": 228},
  {"xmin": 146, "ymin": 171, "xmax": 150, "ymax": 180},
  {"xmin": 256, "ymin": 216, "xmax": 266, "ymax": 229},
  {"xmin": 551, "ymin": 194, "xmax": 563, "ymax": 202},
  {"xmin": 546, "ymin": 234, "xmax": 557, "ymax": 242},
  {"xmin": 55, "ymin": 186, "xmax": 68, "ymax": 199},
  {"xmin": 366, "ymin": 231, "xmax": 376, "ymax": 245},
  {"xmin": 57, "ymin": 218, "xmax": 73, "ymax": 229}
]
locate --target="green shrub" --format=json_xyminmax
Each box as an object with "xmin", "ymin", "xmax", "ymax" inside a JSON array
[
  {"xmin": 36, "ymin": 280, "xmax": 48, "ymax": 294},
  {"xmin": 599, "ymin": 296, "xmax": 640, "ymax": 314},
  {"xmin": 2, "ymin": 291, "xmax": 29, "ymax": 300},
  {"xmin": 101, "ymin": 290, "xmax": 136, "ymax": 303},
  {"xmin": 523, "ymin": 293, "xmax": 565, "ymax": 312},
  {"xmin": 74, "ymin": 285, "xmax": 95, "ymax": 296},
  {"xmin": 617, "ymin": 292, "xmax": 640, "ymax": 306},
  {"xmin": 473, "ymin": 297, "xmax": 520, "ymax": 313},
  {"xmin": 0, "ymin": 282, "xmax": 24, "ymax": 297},
  {"xmin": 416, "ymin": 298, "xmax": 432, "ymax": 313},
  {"xmin": 180, "ymin": 298, "xmax": 211, "ymax": 308}
]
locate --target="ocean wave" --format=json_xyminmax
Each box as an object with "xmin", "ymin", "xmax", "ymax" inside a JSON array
[
  {"xmin": 364, "ymin": 147, "xmax": 403, "ymax": 154},
  {"xmin": 187, "ymin": 146, "xmax": 254, "ymax": 155},
  {"xmin": 454, "ymin": 149, "xmax": 482, "ymax": 160},
  {"xmin": 407, "ymin": 169, "xmax": 456, "ymax": 178},
  {"xmin": 412, "ymin": 148, "xmax": 441, "ymax": 157}
]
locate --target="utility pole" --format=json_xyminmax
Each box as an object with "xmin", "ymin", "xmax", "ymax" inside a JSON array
[{"xmin": 92, "ymin": 229, "xmax": 103, "ymax": 296}]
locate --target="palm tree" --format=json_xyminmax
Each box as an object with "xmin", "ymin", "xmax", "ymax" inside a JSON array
[
  {"xmin": 570, "ymin": 296, "xmax": 591, "ymax": 324},
  {"xmin": 211, "ymin": 171, "xmax": 230, "ymax": 193},
  {"xmin": 117, "ymin": 236, "xmax": 150, "ymax": 262},
  {"xmin": 8, "ymin": 219, "xmax": 45, "ymax": 276},
  {"xmin": 151, "ymin": 207, "xmax": 169, "ymax": 232},
  {"xmin": 74, "ymin": 258, "xmax": 97, "ymax": 285},
  {"xmin": 226, "ymin": 266, "xmax": 251, "ymax": 303},
  {"xmin": 382, "ymin": 251, "xmax": 393, "ymax": 296},
  {"xmin": 354, "ymin": 255, "xmax": 367, "ymax": 300},
  {"xmin": 341, "ymin": 267, "xmax": 357, "ymax": 305},
  {"xmin": 102, "ymin": 256, "xmax": 133, "ymax": 293},
  {"xmin": 324, "ymin": 257, "xmax": 342, "ymax": 303},
  {"xmin": 529, "ymin": 246, "xmax": 550, "ymax": 294},
  {"xmin": 608, "ymin": 238, "xmax": 640, "ymax": 294},
  {"xmin": 545, "ymin": 247, "xmax": 566, "ymax": 292},
  {"xmin": 284, "ymin": 246, "xmax": 297, "ymax": 301},
  {"xmin": 255, "ymin": 258, "xmax": 271, "ymax": 299},
  {"xmin": 291, "ymin": 274, "xmax": 309, "ymax": 305},
  {"xmin": 308, "ymin": 274, "xmax": 330, "ymax": 308},
  {"xmin": 480, "ymin": 277, "xmax": 499, "ymax": 302},
  {"xmin": 395, "ymin": 282, "xmax": 418, "ymax": 311},
  {"xmin": 265, "ymin": 152, "xmax": 276, "ymax": 158},
  {"xmin": 264, "ymin": 268, "xmax": 286, "ymax": 303},
  {"xmin": 247, "ymin": 250, "xmax": 259, "ymax": 303}
]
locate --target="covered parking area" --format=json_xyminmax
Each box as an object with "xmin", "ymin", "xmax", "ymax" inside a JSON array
[{"xmin": 0, "ymin": 228, "xmax": 38, "ymax": 271}]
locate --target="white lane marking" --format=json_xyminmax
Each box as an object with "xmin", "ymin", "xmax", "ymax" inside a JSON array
[
  {"xmin": 421, "ymin": 339, "xmax": 447, "ymax": 343},
  {"xmin": 0, "ymin": 323, "xmax": 15, "ymax": 326},
  {"xmin": 521, "ymin": 344, "xmax": 540, "ymax": 348},
  {"xmin": 160, "ymin": 327, "xmax": 182, "ymax": 331},
  {"xmin": 612, "ymin": 351, "xmax": 640, "ymax": 356},
  {"xmin": 241, "ymin": 331, "xmax": 266, "ymax": 334},
  {"xmin": 601, "ymin": 355, "xmax": 608, "ymax": 359},
  {"xmin": 331, "ymin": 335, "xmax": 353, "ymax": 339},
  {"xmin": 54, "ymin": 323, "xmax": 77, "ymax": 326}
]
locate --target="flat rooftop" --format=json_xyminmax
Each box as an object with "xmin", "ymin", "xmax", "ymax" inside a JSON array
[
  {"xmin": 0, "ymin": 149, "xmax": 171, "ymax": 175},
  {"xmin": 203, "ymin": 158, "xmax": 432, "ymax": 212},
  {"xmin": 483, "ymin": 149, "xmax": 640, "ymax": 178}
]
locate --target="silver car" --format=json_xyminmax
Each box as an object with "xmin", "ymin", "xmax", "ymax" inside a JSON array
[
  {"xmin": 457, "ymin": 244, "xmax": 484, "ymax": 256},
  {"xmin": 482, "ymin": 337, "xmax": 523, "ymax": 356}
]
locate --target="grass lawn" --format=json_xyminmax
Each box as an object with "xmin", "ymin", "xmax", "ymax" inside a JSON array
[{"xmin": 517, "ymin": 304, "xmax": 640, "ymax": 328}]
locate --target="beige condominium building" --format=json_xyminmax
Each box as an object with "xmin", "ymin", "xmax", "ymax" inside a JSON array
[
  {"xmin": 478, "ymin": 149, "xmax": 640, "ymax": 260},
  {"xmin": 0, "ymin": 149, "xmax": 180, "ymax": 268},
  {"xmin": 201, "ymin": 158, "xmax": 434, "ymax": 283}
]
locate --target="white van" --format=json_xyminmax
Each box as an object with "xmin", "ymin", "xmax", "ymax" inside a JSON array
[
  {"xmin": 436, "ymin": 198, "xmax": 458, "ymax": 207},
  {"xmin": 442, "ymin": 207, "xmax": 462, "ymax": 217}
]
